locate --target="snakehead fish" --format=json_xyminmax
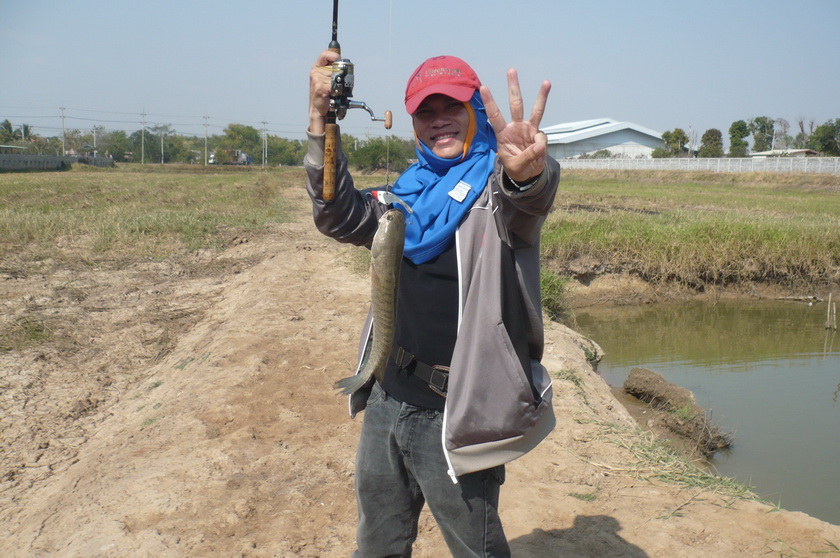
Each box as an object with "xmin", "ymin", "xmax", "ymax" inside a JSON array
[{"xmin": 334, "ymin": 209, "xmax": 405, "ymax": 395}]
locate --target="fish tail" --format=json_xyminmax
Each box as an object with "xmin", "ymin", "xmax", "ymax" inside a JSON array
[{"xmin": 333, "ymin": 373, "xmax": 372, "ymax": 395}]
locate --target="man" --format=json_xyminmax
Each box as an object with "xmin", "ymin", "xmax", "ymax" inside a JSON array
[{"xmin": 306, "ymin": 52, "xmax": 560, "ymax": 557}]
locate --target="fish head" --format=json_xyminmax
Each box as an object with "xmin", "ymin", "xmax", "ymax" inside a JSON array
[{"xmin": 380, "ymin": 208, "xmax": 406, "ymax": 228}]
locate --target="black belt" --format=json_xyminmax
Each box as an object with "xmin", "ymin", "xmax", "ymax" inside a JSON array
[{"xmin": 392, "ymin": 345, "xmax": 449, "ymax": 398}]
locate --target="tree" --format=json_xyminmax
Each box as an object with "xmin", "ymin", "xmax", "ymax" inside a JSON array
[
  {"xmin": 660, "ymin": 128, "xmax": 688, "ymax": 157},
  {"xmin": 1, "ymin": 119, "xmax": 21, "ymax": 142},
  {"xmin": 346, "ymin": 136, "xmax": 415, "ymax": 173},
  {"xmin": 809, "ymin": 119, "xmax": 840, "ymax": 156},
  {"xmin": 698, "ymin": 129, "xmax": 724, "ymax": 158},
  {"xmin": 748, "ymin": 116, "xmax": 775, "ymax": 152},
  {"xmin": 728, "ymin": 120, "xmax": 749, "ymax": 157},
  {"xmin": 268, "ymin": 136, "xmax": 306, "ymax": 166},
  {"xmin": 773, "ymin": 118, "xmax": 791, "ymax": 150},
  {"xmin": 220, "ymin": 123, "xmax": 261, "ymax": 156},
  {"xmin": 100, "ymin": 130, "xmax": 133, "ymax": 161},
  {"xmin": 791, "ymin": 117, "xmax": 816, "ymax": 149}
]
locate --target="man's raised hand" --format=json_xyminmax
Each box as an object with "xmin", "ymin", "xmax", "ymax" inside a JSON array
[{"xmin": 480, "ymin": 69, "xmax": 551, "ymax": 183}]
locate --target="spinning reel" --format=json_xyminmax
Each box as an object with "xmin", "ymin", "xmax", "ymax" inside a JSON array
[{"xmin": 323, "ymin": 0, "xmax": 392, "ymax": 201}]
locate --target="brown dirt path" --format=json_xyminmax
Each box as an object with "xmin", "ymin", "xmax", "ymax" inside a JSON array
[{"xmin": 1, "ymin": 184, "xmax": 838, "ymax": 557}]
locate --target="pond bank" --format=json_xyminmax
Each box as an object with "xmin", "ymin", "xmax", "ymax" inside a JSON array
[{"xmin": 567, "ymin": 272, "xmax": 838, "ymax": 309}]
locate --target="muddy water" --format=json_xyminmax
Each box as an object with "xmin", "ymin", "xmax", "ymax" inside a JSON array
[{"xmin": 574, "ymin": 300, "xmax": 840, "ymax": 526}]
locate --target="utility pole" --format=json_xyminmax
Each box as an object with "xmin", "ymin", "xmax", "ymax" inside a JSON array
[
  {"xmin": 203, "ymin": 116, "xmax": 209, "ymax": 166},
  {"xmin": 141, "ymin": 111, "xmax": 146, "ymax": 164},
  {"xmin": 261, "ymin": 120, "xmax": 268, "ymax": 168},
  {"xmin": 59, "ymin": 107, "xmax": 66, "ymax": 155}
]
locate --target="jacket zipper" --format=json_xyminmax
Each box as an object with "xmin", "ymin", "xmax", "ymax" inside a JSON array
[{"xmin": 442, "ymin": 226, "xmax": 464, "ymax": 484}]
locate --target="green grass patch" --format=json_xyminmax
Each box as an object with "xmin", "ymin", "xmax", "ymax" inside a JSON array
[
  {"xmin": 0, "ymin": 317, "xmax": 53, "ymax": 354},
  {"xmin": 544, "ymin": 169, "xmax": 840, "ymax": 290},
  {"xmin": 541, "ymin": 269, "xmax": 572, "ymax": 322},
  {"xmin": 568, "ymin": 491, "xmax": 598, "ymax": 502}
]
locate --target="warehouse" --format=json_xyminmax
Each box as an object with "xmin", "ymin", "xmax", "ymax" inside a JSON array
[{"xmin": 543, "ymin": 118, "xmax": 664, "ymax": 159}]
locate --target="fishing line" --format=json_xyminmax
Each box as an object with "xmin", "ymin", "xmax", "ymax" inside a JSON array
[{"xmin": 385, "ymin": 0, "xmax": 394, "ymax": 187}]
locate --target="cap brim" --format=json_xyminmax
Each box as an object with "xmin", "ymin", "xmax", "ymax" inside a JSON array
[{"xmin": 405, "ymin": 84, "xmax": 476, "ymax": 114}]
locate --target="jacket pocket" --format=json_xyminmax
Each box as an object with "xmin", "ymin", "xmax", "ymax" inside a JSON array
[{"xmin": 445, "ymin": 321, "xmax": 541, "ymax": 449}]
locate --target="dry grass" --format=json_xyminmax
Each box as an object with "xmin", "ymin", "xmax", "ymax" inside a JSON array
[{"xmin": 0, "ymin": 165, "xmax": 298, "ymax": 267}]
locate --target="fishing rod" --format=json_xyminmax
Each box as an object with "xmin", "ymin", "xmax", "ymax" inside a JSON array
[{"xmin": 324, "ymin": 0, "xmax": 392, "ymax": 201}]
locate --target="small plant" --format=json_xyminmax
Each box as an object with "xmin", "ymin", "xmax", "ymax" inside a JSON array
[
  {"xmin": 541, "ymin": 269, "xmax": 571, "ymax": 322},
  {"xmin": 579, "ymin": 341, "xmax": 600, "ymax": 363},
  {"xmin": 0, "ymin": 317, "xmax": 53, "ymax": 353},
  {"xmin": 671, "ymin": 402, "xmax": 697, "ymax": 422},
  {"xmin": 556, "ymin": 368, "xmax": 583, "ymax": 389},
  {"xmin": 555, "ymin": 369, "xmax": 589, "ymax": 406},
  {"xmin": 174, "ymin": 357, "xmax": 194, "ymax": 370},
  {"xmin": 568, "ymin": 491, "xmax": 598, "ymax": 502},
  {"xmin": 818, "ymin": 539, "xmax": 840, "ymax": 554}
]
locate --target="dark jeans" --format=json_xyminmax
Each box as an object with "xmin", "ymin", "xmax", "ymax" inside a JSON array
[{"xmin": 352, "ymin": 383, "xmax": 510, "ymax": 558}]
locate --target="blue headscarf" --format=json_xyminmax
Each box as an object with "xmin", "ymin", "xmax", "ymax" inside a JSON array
[{"xmin": 391, "ymin": 91, "xmax": 497, "ymax": 265}]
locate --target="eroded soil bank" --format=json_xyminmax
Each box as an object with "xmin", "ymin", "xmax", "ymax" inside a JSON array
[{"xmin": 2, "ymin": 185, "xmax": 839, "ymax": 557}]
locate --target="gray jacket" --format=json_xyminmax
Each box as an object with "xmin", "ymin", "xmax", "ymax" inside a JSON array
[{"xmin": 304, "ymin": 132, "xmax": 560, "ymax": 480}]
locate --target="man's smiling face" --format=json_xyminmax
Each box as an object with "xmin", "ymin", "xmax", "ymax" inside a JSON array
[{"xmin": 411, "ymin": 94, "xmax": 470, "ymax": 160}]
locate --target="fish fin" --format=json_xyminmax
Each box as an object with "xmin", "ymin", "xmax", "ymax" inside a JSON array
[{"xmin": 333, "ymin": 373, "xmax": 372, "ymax": 395}]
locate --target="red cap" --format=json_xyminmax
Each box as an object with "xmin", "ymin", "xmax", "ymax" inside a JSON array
[{"xmin": 404, "ymin": 56, "xmax": 481, "ymax": 114}]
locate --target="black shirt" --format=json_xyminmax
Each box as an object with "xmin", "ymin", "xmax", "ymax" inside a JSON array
[{"xmin": 381, "ymin": 239, "xmax": 459, "ymax": 411}]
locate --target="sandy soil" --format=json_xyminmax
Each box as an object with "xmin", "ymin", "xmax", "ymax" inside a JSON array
[{"xmin": 2, "ymin": 184, "xmax": 839, "ymax": 557}]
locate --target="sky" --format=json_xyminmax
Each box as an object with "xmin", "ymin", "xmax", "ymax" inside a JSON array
[{"xmin": 1, "ymin": 0, "xmax": 838, "ymax": 146}]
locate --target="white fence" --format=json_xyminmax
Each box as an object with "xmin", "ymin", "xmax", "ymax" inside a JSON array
[{"xmin": 560, "ymin": 157, "xmax": 840, "ymax": 175}]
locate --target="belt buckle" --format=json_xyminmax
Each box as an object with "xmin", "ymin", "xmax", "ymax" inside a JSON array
[{"xmin": 428, "ymin": 365, "xmax": 449, "ymax": 398}]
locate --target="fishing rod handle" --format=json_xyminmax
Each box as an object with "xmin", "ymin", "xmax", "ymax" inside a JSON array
[{"xmin": 323, "ymin": 121, "xmax": 338, "ymax": 202}]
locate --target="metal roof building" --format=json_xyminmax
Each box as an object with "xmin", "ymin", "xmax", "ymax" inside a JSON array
[{"xmin": 542, "ymin": 118, "xmax": 664, "ymax": 159}]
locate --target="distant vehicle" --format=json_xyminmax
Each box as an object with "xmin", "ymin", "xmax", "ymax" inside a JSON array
[
  {"xmin": 209, "ymin": 149, "xmax": 253, "ymax": 165},
  {"xmin": 236, "ymin": 151, "xmax": 254, "ymax": 165}
]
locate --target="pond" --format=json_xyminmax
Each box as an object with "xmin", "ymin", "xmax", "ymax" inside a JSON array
[{"xmin": 573, "ymin": 299, "xmax": 840, "ymax": 526}]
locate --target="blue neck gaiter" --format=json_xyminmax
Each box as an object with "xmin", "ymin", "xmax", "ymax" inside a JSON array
[{"xmin": 391, "ymin": 91, "xmax": 497, "ymax": 265}]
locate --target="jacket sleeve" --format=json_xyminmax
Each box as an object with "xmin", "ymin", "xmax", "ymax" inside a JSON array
[
  {"xmin": 304, "ymin": 130, "xmax": 381, "ymax": 247},
  {"xmin": 493, "ymin": 156, "xmax": 561, "ymax": 247}
]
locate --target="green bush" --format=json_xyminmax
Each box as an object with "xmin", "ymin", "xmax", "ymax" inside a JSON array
[{"xmin": 541, "ymin": 269, "xmax": 571, "ymax": 323}]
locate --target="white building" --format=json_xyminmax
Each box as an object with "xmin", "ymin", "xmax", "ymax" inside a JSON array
[{"xmin": 543, "ymin": 118, "xmax": 664, "ymax": 159}]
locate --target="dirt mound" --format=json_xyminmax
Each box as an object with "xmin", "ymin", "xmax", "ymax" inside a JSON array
[
  {"xmin": 1, "ymin": 185, "xmax": 838, "ymax": 557},
  {"xmin": 624, "ymin": 367, "xmax": 732, "ymax": 458}
]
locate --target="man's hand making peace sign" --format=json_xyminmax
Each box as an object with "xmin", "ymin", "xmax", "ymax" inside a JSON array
[{"xmin": 480, "ymin": 69, "xmax": 552, "ymax": 184}]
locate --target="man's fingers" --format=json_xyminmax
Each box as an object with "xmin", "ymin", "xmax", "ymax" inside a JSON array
[
  {"xmin": 480, "ymin": 85, "xmax": 507, "ymax": 135},
  {"xmin": 501, "ymin": 138, "xmax": 547, "ymax": 182},
  {"xmin": 507, "ymin": 69, "xmax": 524, "ymax": 123},
  {"xmin": 316, "ymin": 50, "xmax": 341, "ymax": 67},
  {"xmin": 529, "ymin": 81, "xmax": 551, "ymax": 128}
]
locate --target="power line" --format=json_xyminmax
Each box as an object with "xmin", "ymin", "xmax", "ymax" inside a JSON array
[{"xmin": 2, "ymin": 106, "xmax": 409, "ymax": 141}]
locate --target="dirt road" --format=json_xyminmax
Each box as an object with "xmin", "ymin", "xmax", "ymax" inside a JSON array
[{"xmin": 2, "ymin": 184, "xmax": 838, "ymax": 557}]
